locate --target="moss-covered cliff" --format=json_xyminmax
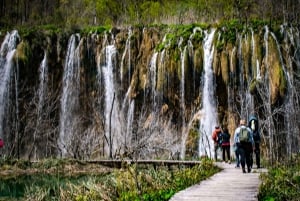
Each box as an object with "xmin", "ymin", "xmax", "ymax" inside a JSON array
[{"xmin": 0, "ymin": 23, "xmax": 299, "ymax": 162}]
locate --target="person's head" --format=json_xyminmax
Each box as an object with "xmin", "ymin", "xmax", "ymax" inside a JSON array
[{"xmin": 240, "ymin": 119, "xmax": 246, "ymax": 126}]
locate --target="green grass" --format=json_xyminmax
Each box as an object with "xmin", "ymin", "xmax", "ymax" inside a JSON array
[
  {"xmin": 0, "ymin": 158, "xmax": 220, "ymax": 201},
  {"xmin": 258, "ymin": 154, "xmax": 300, "ymax": 201}
]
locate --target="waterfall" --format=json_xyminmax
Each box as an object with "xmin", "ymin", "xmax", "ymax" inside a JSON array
[
  {"xmin": 263, "ymin": 26, "xmax": 275, "ymax": 160},
  {"xmin": 198, "ymin": 29, "xmax": 216, "ymax": 158},
  {"xmin": 32, "ymin": 52, "xmax": 48, "ymax": 159},
  {"xmin": 101, "ymin": 45, "xmax": 122, "ymax": 157},
  {"xmin": 37, "ymin": 52, "xmax": 48, "ymax": 120},
  {"xmin": 149, "ymin": 52, "xmax": 158, "ymax": 109},
  {"xmin": 120, "ymin": 28, "xmax": 132, "ymax": 84},
  {"xmin": 125, "ymin": 100, "xmax": 135, "ymax": 149},
  {"xmin": 58, "ymin": 34, "xmax": 81, "ymax": 157},
  {"xmin": 180, "ymin": 46, "xmax": 186, "ymax": 120},
  {"xmin": 0, "ymin": 30, "xmax": 19, "ymax": 141},
  {"xmin": 277, "ymin": 26, "xmax": 299, "ymax": 156},
  {"xmin": 251, "ymin": 29, "xmax": 261, "ymax": 80}
]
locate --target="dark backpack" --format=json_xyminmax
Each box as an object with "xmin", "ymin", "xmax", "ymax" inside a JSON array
[
  {"xmin": 217, "ymin": 132, "xmax": 223, "ymax": 146},
  {"xmin": 222, "ymin": 132, "xmax": 230, "ymax": 143},
  {"xmin": 239, "ymin": 127, "xmax": 249, "ymax": 142}
]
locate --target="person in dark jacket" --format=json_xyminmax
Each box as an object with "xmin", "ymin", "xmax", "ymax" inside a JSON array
[
  {"xmin": 220, "ymin": 128, "xmax": 231, "ymax": 163},
  {"xmin": 248, "ymin": 115, "xmax": 261, "ymax": 168}
]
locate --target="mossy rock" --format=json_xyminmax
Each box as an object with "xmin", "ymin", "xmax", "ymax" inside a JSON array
[
  {"xmin": 249, "ymin": 78, "xmax": 260, "ymax": 95},
  {"xmin": 266, "ymin": 34, "xmax": 287, "ymax": 104},
  {"xmin": 14, "ymin": 41, "xmax": 31, "ymax": 65}
]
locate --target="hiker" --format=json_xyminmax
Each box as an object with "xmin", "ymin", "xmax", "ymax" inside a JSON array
[
  {"xmin": 0, "ymin": 138, "xmax": 3, "ymax": 156},
  {"xmin": 0, "ymin": 138, "xmax": 3, "ymax": 148},
  {"xmin": 234, "ymin": 119, "xmax": 255, "ymax": 173},
  {"xmin": 248, "ymin": 115, "xmax": 261, "ymax": 168},
  {"xmin": 212, "ymin": 125, "xmax": 222, "ymax": 161},
  {"xmin": 220, "ymin": 127, "xmax": 231, "ymax": 163}
]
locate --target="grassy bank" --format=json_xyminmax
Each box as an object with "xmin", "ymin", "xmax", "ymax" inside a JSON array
[{"xmin": 0, "ymin": 158, "xmax": 220, "ymax": 201}]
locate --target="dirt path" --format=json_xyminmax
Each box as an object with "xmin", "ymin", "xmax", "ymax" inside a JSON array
[{"xmin": 170, "ymin": 162, "xmax": 267, "ymax": 201}]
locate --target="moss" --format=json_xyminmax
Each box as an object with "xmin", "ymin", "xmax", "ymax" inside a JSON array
[
  {"xmin": 249, "ymin": 19, "xmax": 268, "ymax": 32},
  {"xmin": 249, "ymin": 78, "xmax": 260, "ymax": 95},
  {"xmin": 81, "ymin": 25, "xmax": 112, "ymax": 35},
  {"xmin": 15, "ymin": 41, "xmax": 31, "ymax": 65}
]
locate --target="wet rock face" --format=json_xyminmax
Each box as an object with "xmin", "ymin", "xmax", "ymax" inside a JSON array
[{"xmin": 1, "ymin": 25, "xmax": 298, "ymax": 160}]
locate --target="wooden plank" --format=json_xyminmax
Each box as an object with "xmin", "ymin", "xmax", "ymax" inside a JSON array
[{"xmin": 170, "ymin": 162, "xmax": 267, "ymax": 201}]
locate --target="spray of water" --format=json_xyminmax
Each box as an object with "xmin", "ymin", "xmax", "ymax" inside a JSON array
[
  {"xmin": 0, "ymin": 30, "xmax": 19, "ymax": 140},
  {"xmin": 58, "ymin": 34, "xmax": 81, "ymax": 157},
  {"xmin": 198, "ymin": 29, "xmax": 217, "ymax": 158}
]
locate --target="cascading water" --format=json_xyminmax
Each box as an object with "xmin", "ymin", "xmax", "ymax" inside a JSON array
[
  {"xmin": 283, "ymin": 26, "xmax": 300, "ymax": 155},
  {"xmin": 0, "ymin": 26, "xmax": 299, "ymax": 161},
  {"xmin": 58, "ymin": 34, "xmax": 81, "ymax": 157},
  {"xmin": 251, "ymin": 29, "xmax": 261, "ymax": 80},
  {"xmin": 37, "ymin": 52, "xmax": 48, "ymax": 122},
  {"xmin": 32, "ymin": 52, "xmax": 48, "ymax": 159},
  {"xmin": 101, "ymin": 45, "xmax": 122, "ymax": 157},
  {"xmin": 149, "ymin": 52, "xmax": 158, "ymax": 109},
  {"xmin": 120, "ymin": 28, "xmax": 132, "ymax": 84},
  {"xmin": 198, "ymin": 29, "xmax": 217, "ymax": 158},
  {"xmin": 237, "ymin": 33, "xmax": 254, "ymax": 118},
  {"xmin": 0, "ymin": 30, "xmax": 19, "ymax": 143}
]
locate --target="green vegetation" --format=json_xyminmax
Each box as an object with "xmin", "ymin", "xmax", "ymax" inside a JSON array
[
  {"xmin": 1, "ymin": 0, "xmax": 299, "ymax": 30},
  {"xmin": 258, "ymin": 155, "xmax": 300, "ymax": 201},
  {"xmin": 0, "ymin": 158, "xmax": 220, "ymax": 201}
]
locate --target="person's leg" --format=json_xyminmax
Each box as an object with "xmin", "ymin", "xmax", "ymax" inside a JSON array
[
  {"xmin": 239, "ymin": 147, "xmax": 246, "ymax": 173},
  {"xmin": 235, "ymin": 149, "xmax": 240, "ymax": 167},
  {"xmin": 214, "ymin": 144, "xmax": 218, "ymax": 161},
  {"xmin": 245, "ymin": 145, "xmax": 252, "ymax": 172},
  {"xmin": 222, "ymin": 147, "xmax": 226, "ymax": 161},
  {"xmin": 226, "ymin": 146, "xmax": 230, "ymax": 162},
  {"xmin": 249, "ymin": 151, "xmax": 253, "ymax": 168}
]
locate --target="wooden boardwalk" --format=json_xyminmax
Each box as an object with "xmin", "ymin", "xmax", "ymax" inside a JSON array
[{"xmin": 170, "ymin": 162, "xmax": 267, "ymax": 201}]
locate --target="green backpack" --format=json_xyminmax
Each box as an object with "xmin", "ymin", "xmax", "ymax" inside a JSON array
[{"xmin": 239, "ymin": 127, "xmax": 249, "ymax": 142}]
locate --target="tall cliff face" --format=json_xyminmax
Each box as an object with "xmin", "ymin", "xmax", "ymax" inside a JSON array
[{"xmin": 0, "ymin": 25, "xmax": 299, "ymax": 161}]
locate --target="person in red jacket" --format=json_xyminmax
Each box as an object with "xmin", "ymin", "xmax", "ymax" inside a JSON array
[
  {"xmin": 0, "ymin": 138, "xmax": 4, "ymax": 156},
  {"xmin": 212, "ymin": 125, "xmax": 222, "ymax": 161},
  {"xmin": 0, "ymin": 138, "xmax": 3, "ymax": 148}
]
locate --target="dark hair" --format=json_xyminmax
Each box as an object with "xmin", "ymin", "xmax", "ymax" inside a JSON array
[{"xmin": 223, "ymin": 128, "xmax": 229, "ymax": 133}]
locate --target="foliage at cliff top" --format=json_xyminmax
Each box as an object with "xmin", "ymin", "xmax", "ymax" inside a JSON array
[{"xmin": 1, "ymin": 0, "xmax": 299, "ymax": 30}]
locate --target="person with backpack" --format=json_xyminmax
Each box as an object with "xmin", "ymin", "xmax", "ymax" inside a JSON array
[
  {"xmin": 248, "ymin": 115, "xmax": 261, "ymax": 168},
  {"xmin": 212, "ymin": 125, "xmax": 222, "ymax": 161},
  {"xmin": 220, "ymin": 127, "xmax": 231, "ymax": 163},
  {"xmin": 234, "ymin": 119, "xmax": 255, "ymax": 173}
]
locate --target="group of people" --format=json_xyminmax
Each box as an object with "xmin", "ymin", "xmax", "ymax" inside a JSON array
[{"xmin": 212, "ymin": 115, "xmax": 261, "ymax": 173}]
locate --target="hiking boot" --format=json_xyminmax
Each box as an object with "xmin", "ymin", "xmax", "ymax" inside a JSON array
[{"xmin": 242, "ymin": 168, "xmax": 246, "ymax": 173}]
